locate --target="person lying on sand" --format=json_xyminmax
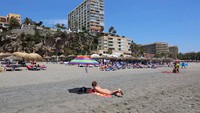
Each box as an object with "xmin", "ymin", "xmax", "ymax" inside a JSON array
[{"xmin": 92, "ymin": 81, "xmax": 123, "ymax": 97}]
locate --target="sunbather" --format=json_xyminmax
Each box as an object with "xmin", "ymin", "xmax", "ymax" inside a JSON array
[{"xmin": 92, "ymin": 81, "xmax": 123, "ymax": 97}]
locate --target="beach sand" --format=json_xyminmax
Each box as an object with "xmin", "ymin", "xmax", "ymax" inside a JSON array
[{"xmin": 0, "ymin": 63, "xmax": 200, "ymax": 113}]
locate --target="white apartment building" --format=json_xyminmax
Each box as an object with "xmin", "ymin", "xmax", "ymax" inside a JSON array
[
  {"xmin": 68, "ymin": 0, "xmax": 104, "ymax": 32},
  {"xmin": 98, "ymin": 35, "xmax": 132, "ymax": 55}
]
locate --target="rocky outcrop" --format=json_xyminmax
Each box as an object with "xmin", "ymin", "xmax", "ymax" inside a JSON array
[{"xmin": 0, "ymin": 29, "xmax": 64, "ymax": 55}]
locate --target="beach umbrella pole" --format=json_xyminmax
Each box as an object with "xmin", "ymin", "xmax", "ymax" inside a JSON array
[
  {"xmin": 85, "ymin": 66, "xmax": 88, "ymax": 74},
  {"xmin": 69, "ymin": 55, "xmax": 99, "ymax": 92}
]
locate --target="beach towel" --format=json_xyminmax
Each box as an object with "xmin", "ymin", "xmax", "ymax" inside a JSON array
[
  {"xmin": 162, "ymin": 71, "xmax": 181, "ymax": 74},
  {"xmin": 86, "ymin": 89, "xmax": 112, "ymax": 98},
  {"xmin": 162, "ymin": 71, "xmax": 174, "ymax": 74}
]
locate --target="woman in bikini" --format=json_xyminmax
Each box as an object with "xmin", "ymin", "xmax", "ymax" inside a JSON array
[{"xmin": 92, "ymin": 81, "xmax": 123, "ymax": 97}]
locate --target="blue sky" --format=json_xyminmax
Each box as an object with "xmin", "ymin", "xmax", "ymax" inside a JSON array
[{"xmin": 1, "ymin": 0, "xmax": 200, "ymax": 53}]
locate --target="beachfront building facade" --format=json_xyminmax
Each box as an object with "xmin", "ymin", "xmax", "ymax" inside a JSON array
[
  {"xmin": 7, "ymin": 13, "xmax": 21, "ymax": 24},
  {"xmin": 169, "ymin": 46, "xmax": 179, "ymax": 58},
  {"xmin": 140, "ymin": 42, "xmax": 169, "ymax": 55},
  {"xmin": 68, "ymin": 0, "xmax": 104, "ymax": 32},
  {"xmin": 97, "ymin": 35, "xmax": 132, "ymax": 55},
  {"xmin": 0, "ymin": 16, "xmax": 9, "ymax": 29},
  {"xmin": 0, "ymin": 13, "xmax": 21, "ymax": 31}
]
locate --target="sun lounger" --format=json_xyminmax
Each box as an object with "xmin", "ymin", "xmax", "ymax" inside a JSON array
[
  {"xmin": 26, "ymin": 65, "xmax": 40, "ymax": 71},
  {"xmin": 1, "ymin": 65, "xmax": 14, "ymax": 71}
]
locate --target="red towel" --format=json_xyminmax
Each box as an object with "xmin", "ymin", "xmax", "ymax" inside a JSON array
[
  {"xmin": 162, "ymin": 71, "xmax": 181, "ymax": 74},
  {"xmin": 162, "ymin": 71, "xmax": 173, "ymax": 74}
]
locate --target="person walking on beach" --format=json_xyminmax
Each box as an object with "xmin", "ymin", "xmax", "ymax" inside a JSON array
[
  {"xmin": 92, "ymin": 81, "xmax": 123, "ymax": 97},
  {"xmin": 181, "ymin": 62, "xmax": 186, "ymax": 69},
  {"xmin": 173, "ymin": 60, "xmax": 180, "ymax": 73}
]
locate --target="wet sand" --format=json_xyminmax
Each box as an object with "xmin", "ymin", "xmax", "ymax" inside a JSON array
[{"xmin": 0, "ymin": 63, "xmax": 200, "ymax": 113}]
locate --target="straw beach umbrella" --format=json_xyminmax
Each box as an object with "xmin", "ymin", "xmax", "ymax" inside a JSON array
[
  {"xmin": 59, "ymin": 54, "xmax": 66, "ymax": 58},
  {"xmin": 67, "ymin": 54, "xmax": 76, "ymax": 58},
  {"xmin": 4, "ymin": 55, "xmax": 23, "ymax": 61},
  {"xmin": 43, "ymin": 55, "xmax": 51, "ymax": 62},
  {"xmin": 27, "ymin": 53, "xmax": 43, "ymax": 61},
  {"xmin": 91, "ymin": 54, "xmax": 100, "ymax": 58},
  {"xmin": 51, "ymin": 55, "xmax": 57, "ymax": 62},
  {"xmin": 0, "ymin": 52, "xmax": 12, "ymax": 58},
  {"xmin": 59, "ymin": 54, "xmax": 66, "ymax": 61},
  {"xmin": 13, "ymin": 52, "xmax": 22, "ymax": 57},
  {"xmin": 13, "ymin": 52, "xmax": 29, "ymax": 61},
  {"xmin": 21, "ymin": 52, "xmax": 29, "ymax": 60},
  {"xmin": 44, "ymin": 56, "xmax": 51, "ymax": 59}
]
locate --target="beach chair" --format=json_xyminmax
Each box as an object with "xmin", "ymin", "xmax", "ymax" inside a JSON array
[
  {"xmin": 26, "ymin": 65, "xmax": 40, "ymax": 71},
  {"xmin": 2, "ymin": 65, "xmax": 13, "ymax": 71},
  {"xmin": 40, "ymin": 65, "xmax": 47, "ymax": 70}
]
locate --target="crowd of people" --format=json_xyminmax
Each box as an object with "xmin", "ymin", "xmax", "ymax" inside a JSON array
[
  {"xmin": 26, "ymin": 60, "xmax": 46, "ymax": 71},
  {"xmin": 0, "ymin": 59, "xmax": 47, "ymax": 71},
  {"xmin": 98, "ymin": 60, "xmax": 173, "ymax": 71}
]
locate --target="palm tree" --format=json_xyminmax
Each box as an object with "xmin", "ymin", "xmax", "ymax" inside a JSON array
[
  {"xmin": 130, "ymin": 41, "xmax": 138, "ymax": 56},
  {"xmin": 23, "ymin": 17, "xmax": 33, "ymax": 25}
]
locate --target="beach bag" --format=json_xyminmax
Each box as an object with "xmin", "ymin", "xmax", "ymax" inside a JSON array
[{"xmin": 79, "ymin": 87, "xmax": 87, "ymax": 93}]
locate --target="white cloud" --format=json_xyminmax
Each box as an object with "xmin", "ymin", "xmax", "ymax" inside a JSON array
[{"xmin": 44, "ymin": 19, "xmax": 67, "ymax": 26}]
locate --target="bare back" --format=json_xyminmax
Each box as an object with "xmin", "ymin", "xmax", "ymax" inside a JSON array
[{"xmin": 93, "ymin": 86, "xmax": 112, "ymax": 95}]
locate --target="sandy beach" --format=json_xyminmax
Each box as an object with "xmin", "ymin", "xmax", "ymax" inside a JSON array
[{"xmin": 0, "ymin": 62, "xmax": 200, "ymax": 113}]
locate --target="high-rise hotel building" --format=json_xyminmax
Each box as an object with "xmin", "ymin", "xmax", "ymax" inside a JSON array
[{"xmin": 68, "ymin": 0, "xmax": 104, "ymax": 32}]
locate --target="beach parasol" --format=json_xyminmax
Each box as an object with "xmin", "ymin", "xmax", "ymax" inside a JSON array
[
  {"xmin": 13, "ymin": 52, "xmax": 29, "ymax": 61},
  {"xmin": 91, "ymin": 54, "xmax": 100, "ymax": 58},
  {"xmin": 51, "ymin": 55, "xmax": 58, "ymax": 62},
  {"xmin": 69, "ymin": 55, "xmax": 99, "ymax": 92},
  {"xmin": 13, "ymin": 52, "xmax": 22, "ymax": 57},
  {"xmin": 27, "ymin": 53, "xmax": 43, "ymax": 61},
  {"xmin": 21, "ymin": 52, "xmax": 29, "ymax": 60},
  {"xmin": 59, "ymin": 54, "xmax": 66, "ymax": 61},
  {"xmin": 44, "ymin": 56, "xmax": 51, "ymax": 59},
  {"xmin": 4, "ymin": 55, "xmax": 23, "ymax": 61},
  {"xmin": 69, "ymin": 55, "xmax": 99, "ymax": 72},
  {"xmin": 67, "ymin": 54, "xmax": 76, "ymax": 58},
  {"xmin": 69, "ymin": 55, "xmax": 99, "ymax": 66},
  {"xmin": 51, "ymin": 55, "xmax": 57, "ymax": 58},
  {"xmin": 0, "ymin": 52, "xmax": 12, "ymax": 58},
  {"xmin": 59, "ymin": 54, "xmax": 66, "ymax": 58}
]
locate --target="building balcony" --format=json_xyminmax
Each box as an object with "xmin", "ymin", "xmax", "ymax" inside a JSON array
[{"xmin": 89, "ymin": 26, "xmax": 102, "ymax": 31}]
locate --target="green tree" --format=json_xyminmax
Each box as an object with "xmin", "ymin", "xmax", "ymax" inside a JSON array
[
  {"xmin": 108, "ymin": 26, "xmax": 114, "ymax": 34},
  {"xmin": 130, "ymin": 41, "xmax": 139, "ymax": 56},
  {"xmin": 35, "ymin": 21, "xmax": 43, "ymax": 26},
  {"xmin": 107, "ymin": 48, "xmax": 113, "ymax": 54},
  {"xmin": 23, "ymin": 17, "xmax": 33, "ymax": 25},
  {"xmin": 130, "ymin": 41, "xmax": 147, "ymax": 57},
  {"xmin": 108, "ymin": 26, "xmax": 117, "ymax": 36},
  {"xmin": 112, "ymin": 30, "xmax": 117, "ymax": 36},
  {"xmin": 8, "ymin": 17, "xmax": 20, "ymax": 30},
  {"xmin": 55, "ymin": 23, "xmax": 66, "ymax": 31}
]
